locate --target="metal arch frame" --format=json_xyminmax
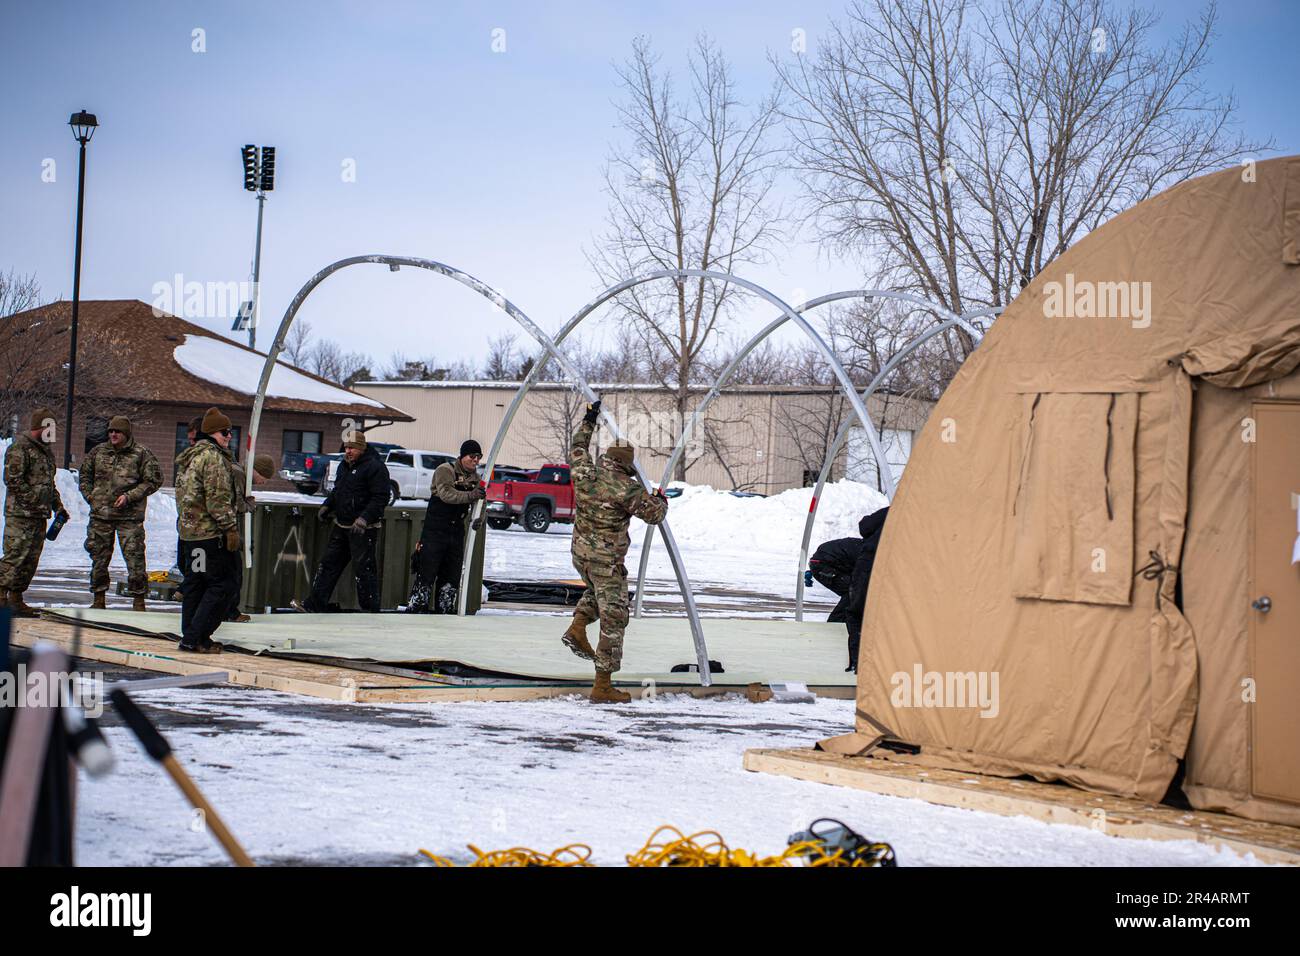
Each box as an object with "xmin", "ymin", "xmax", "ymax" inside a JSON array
[
  {"xmin": 630, "ymin": 288, "xmax": 978, "ymax": 619},
  {"xmin": 793, "ymin": 305, "xmax": 1001, "ymax": 619},
  {"xmin": 462, "ymin": 268, "xmax": 889, "ymax": 678},
  {"xmin": 242, "ymin": 254, "xmax": 711, "ymax": 683}
]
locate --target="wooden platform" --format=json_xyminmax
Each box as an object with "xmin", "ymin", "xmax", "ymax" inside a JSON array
[
  {"xmin": 11, "ymin": 616, "xmax": 853, "ymax": 705},
  {"xmin": 744, "ymin": 747, "xmax": 1300, "ymax": 865}
]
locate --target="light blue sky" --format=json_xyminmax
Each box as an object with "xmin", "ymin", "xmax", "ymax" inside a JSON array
[{"xmin": 2, "ymin": 0, "xmax": 1296, "ymax": 371}]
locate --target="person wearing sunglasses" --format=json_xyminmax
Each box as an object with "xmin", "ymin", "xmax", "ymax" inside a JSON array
[
  {"xmin": 78, "ymin": 415, "xmax": 162, "ymax": 611},
  {"xmin": 174, "ymin": 407, "xmax": 241, "ymax": 652},
  {"xmin": 408, "ymin": 439, "xmax": 486, "ymax": 614}
]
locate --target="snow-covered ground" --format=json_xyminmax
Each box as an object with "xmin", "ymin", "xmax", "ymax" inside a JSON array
[{"xmin": 77, "ymin": 686, "xmax": 1263, "ymax": 867}]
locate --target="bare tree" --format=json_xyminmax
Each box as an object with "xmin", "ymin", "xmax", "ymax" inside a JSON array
[
  {"xmin": 591, "ymin": 35, "xmax": 786, "ymax": 480},
  {"xmin": 482, "ymin": 332, "xmax": 523, "ymax": 381},
  {"xmin": 282, "ymin": 319, "xmax": 314, "ymax": 368},
  {"xmin": 304, "ymin": 338, "xmax": 373, "ymax": 388},
  {"xmin": 776, "ymin": 0, "xmax": 1262, "ymax": 350}
]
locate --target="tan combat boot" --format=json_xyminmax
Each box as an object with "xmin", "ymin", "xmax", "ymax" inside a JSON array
[
  {"xmin": 561, "ymin": 607, "xmax": 597, "ymax": 661},
  {"xmin": 91, "ymin": 592, "xmax": 107, "ymax": 610},
  {"xmin": 9, "ymin": 591, "xmax": 38, "ymax": 617},
  {"xmin": 590, "ymin": 669, "xmax": 631, "ymax": 704},
  {"xmin": 132, "ymin": 595, "xmax": 146, "ymax": 612}
]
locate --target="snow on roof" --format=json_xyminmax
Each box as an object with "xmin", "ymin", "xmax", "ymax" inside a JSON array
[{"xmin": 174, "ymin": 335, "xmax": 386, "ymax": 408}]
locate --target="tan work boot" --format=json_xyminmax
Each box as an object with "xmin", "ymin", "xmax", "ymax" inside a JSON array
[
  {"xmin": 590, "ymin": 669, "xmax": 631, "ymax": 704},
  {"xmin": 9, "ymin": 591, "xmax": 38, "ymax": 617},
  {"xmin": 132, "ymin": 595, "xmax": 146, "ymax": 612},
  {"xmin": 91, "ymin": 592, "xmax": 107, "ymax": 610},
  {"xmin": 561, "ymin": 608, "xmax": 597, "ymax": 661}
]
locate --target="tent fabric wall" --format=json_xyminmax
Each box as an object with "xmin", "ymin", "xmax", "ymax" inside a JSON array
[{"xmin": 821, "ymin": 157, "xmax": 1300, "ymax": 823}]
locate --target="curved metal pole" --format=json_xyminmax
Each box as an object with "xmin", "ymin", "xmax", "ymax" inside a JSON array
[
  {"xmin": 244, "ymin": 255, "xmax": 709, "ymax": 683},
  {"xmin": 469, "ymin": 270, "xmax": 887, "ymax": 652},
  {"xmin": 632, "ymin": 288, "xmax": 974, "ymax": 618},
  {"xmin": 794, "ymin": 306, "xmax": 1001, "ymax": 619}
]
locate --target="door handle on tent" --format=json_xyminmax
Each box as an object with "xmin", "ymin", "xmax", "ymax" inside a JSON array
[{"xmin": 1252, "ymin": 596, "xmax": 1272, "ymax": 613}]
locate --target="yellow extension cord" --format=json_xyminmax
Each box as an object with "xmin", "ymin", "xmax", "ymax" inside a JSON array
[{"xmin": 419, "ymin": 825, "xmax": 893, "ymax": 868}]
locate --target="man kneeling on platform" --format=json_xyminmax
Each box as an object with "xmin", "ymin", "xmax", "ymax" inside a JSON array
[
  {"xmin": 298, "ymin": 429, "xmax": 390, "ymax": 612},
  {"xmin": 408, "ymin": 439, "xmax": 485, "ymax": 613},
  {"xmin": 563, "ymin": 399, "xmax": 667, "ymax": 703}
]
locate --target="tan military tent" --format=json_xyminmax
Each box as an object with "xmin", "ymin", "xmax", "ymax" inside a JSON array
[{"xmin": 822, "ymin": 157, "xmax": 1300, "ymax": 826}]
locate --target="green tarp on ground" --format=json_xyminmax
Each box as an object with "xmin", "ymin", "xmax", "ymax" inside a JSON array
[{"xmin": 53, "ymin": 608, "xmax": 855, "ymax": 687}]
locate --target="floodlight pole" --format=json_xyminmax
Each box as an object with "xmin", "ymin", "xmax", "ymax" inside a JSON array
[{"xmin": 249, "ymin": 191, "xmax": 266, "ymax": 351}]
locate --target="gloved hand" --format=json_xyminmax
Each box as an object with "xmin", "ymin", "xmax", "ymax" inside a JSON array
[
  {"xmin": 471, "ymin": 517, "xmax": 483, "ymax": 532},
  {"xmin": 350, "ymin": 517, "xmax": 368, "ymax": 535},
  {"xmin": 583, "ymin": 399, "xmax": 602, "ymax": 424},
  {"xmin": 57, "ymin": 508, "xmax": 69, "ymax": 521},
  {"xmin": 470, "ymin": 485, "xmax": 487, "ymax": 500},
  {"xmin": 804, "ymin": 570, "xmax": 815, "ymax": 588},
  {"xmin": 317, "ymin": 507, "xmax": 333, "ymax": 523},
  {"xmin": 224, "ymin": 528, "xmax": 241, "ymax": 553}
]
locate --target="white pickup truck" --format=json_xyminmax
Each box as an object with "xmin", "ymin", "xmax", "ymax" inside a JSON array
[{"xmin": 324, "ymin": 448, "xmax": 459, "ymax": 503}]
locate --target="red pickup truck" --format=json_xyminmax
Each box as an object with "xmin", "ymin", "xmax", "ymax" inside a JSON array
[{"xmin": 484, "ymin": 463, "xmax": 574, "ymax": 533}]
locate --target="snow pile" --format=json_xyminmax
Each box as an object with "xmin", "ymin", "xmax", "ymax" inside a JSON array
[
  {"xmin": 633, "ymin": 479, "xmax": 887, "ymax": 558},
  {"xmin": 173, "ymin": 334, "xmax": 385, "ymax": 408},
  {"xmin": 0, "ymin": 438, "xmax": 180, "ymax": 570}
]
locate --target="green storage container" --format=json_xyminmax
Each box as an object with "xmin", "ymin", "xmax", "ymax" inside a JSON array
[{"xmin": 240, "ymin": 500, "xmax": 485, "ymax": 613}]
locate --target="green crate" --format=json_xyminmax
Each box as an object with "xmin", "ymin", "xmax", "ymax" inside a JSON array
[{"xmin": 240, "ymin": 500, "xmax": 485, "ymax": 613}]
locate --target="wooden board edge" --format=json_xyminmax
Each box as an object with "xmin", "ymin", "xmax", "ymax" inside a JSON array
[{"xmin": 742, "ymin": 748, "xmax": 1300, "ymax": 866}]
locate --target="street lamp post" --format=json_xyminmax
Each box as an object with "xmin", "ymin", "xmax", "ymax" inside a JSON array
[{"xmin": 64, "ymin": 109, "xmax": 98, "ymax": 470}]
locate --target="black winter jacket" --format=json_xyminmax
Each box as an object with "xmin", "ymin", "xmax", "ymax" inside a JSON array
[
  {"xmin": 810, "ymin": 536, "xmax": 863, "ymax": 577},
  {"xmin": 323, "ymin": 447, "xmax": 390, "ymax": 525},
  {"xmin": 847, "ymin": 507, "xmax": 890, "ymax": 636}
]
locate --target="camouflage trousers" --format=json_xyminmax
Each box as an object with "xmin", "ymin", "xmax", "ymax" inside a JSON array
[
  {"xmin": 573, "ymin": 556, "xmax": 630, "ymax": 672},
  {"xmin": 0, "ymin": 515, "xmax": 47, "ymax": 593},
  {"xmin": 85, "ymin": 518, "xmax": 147, "ymax": 596}
]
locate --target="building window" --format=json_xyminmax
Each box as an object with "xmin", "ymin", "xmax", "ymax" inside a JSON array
[
  {"xmin": 84, "ymin": 416, "xmax": 108, "ymax": 453},
  {"xmin": 284, "ymin": 429, "xmax": 322, "ymax": 455}
]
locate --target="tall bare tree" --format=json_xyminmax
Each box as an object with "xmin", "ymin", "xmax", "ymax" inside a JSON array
[
  {"xmin": 591, "ymin": 35, "xmax": 786, "ymax": 480},
  {"xmin": 776, "ymin": 0, "xmax": 1262, "ymax": 354}
]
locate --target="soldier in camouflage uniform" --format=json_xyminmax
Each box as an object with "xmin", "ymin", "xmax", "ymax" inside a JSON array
[
  {"xmin": 563, "ymin": 399, "xmax": 667, "ymax": 703},
  {"xmin": 0, "ymin": 407, "xmax": 68, "ymax": 617},
  {"xmin": 174, "ymin": 407, "xmax": 241, "ymax": 653},
  {"xmin": 79, "ymin": 416, "xmax": 162, "ymax": 610}
]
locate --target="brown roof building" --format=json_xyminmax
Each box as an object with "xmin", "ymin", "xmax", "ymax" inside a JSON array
[{"xmin": 1, "ymin": 299, "xmax": 411, "ymax": 487}]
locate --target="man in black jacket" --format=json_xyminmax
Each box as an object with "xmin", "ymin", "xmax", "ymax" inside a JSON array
[
  {"xmin": 807, "ymin": 536, "xmax": 862, "ymax": 623},
  {"xmin": 408, "ymin": 439, "xmax": 485, "ymax": 613},
  {"xmin": 844, "ymin": 506, "xmax": 889, "ymax": 673},
  {"xmin": 299, "ymin": 431, "xmax": 390, "ymax": 612}
]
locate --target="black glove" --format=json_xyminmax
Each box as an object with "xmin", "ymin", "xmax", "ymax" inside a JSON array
[
  {"xmin": 583, "ymin": 399, "xmax": 601, "ymax": 424},
  {"xmin": 470, "ymin": 486, "xmax": 487, "ymax": 500},
  {"xmin": 317, "ymin": 507, "xmax": 333, "ymax": 523},
  {"xmin": 471, "ymin": 517, "xmax": 483, "ymax": 532}
]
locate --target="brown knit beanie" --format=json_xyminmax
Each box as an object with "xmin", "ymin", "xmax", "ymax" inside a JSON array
[
  {"xmin": 605, "ymin": 444, "xmax": 635, "ymax": 469},
  {"xmin": 30, "ymin": 407, "xmax": 57, "ymax": 432},
  {"xmin": 108, "ymin": 415, "xmax": 132, "ymax": 437},
  {"xmin": 252, "ymin": 453, "xmax": 276, "ymax": 479},
  {"xmin": 201, "ymin": 407, "xmax": 232, "ymax": 434},
  {"xmin": 343, "ymin": 429, "xmax": 367, "ymax": 452}
]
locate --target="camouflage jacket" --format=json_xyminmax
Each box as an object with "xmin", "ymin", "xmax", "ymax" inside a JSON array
[
  {"xmin": 3, "ymin": 433, "xmax": 65, "ymax": 521},
  {"xmin": 229, "ymin": 460, "xmax": 256, "ymax": 515},
  {"xmin": 568, "ymin": 419, "xmax": 667, "ymax": 563},
  {"xmin": 79, "ymin": 437, "xmax": 162, "ymax": 522},
  {"xmin": 175, "ymin": 438, "xmax": 238, "ymax": 540}
]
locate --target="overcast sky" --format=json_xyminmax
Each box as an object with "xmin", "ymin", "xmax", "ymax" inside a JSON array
[{"xmin": 2, "ymin": 0, "xmax": 1296, "ymax": 373}]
